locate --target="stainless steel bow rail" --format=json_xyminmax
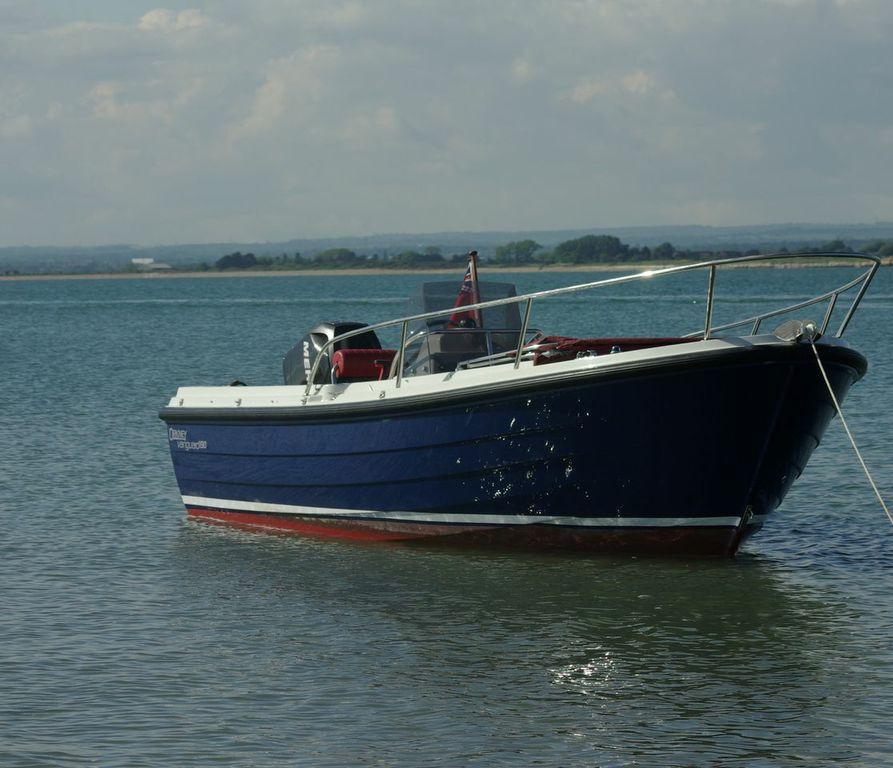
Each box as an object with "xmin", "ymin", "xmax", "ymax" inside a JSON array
[{"xmin": 303, "ymin": 251, "xmax": 880, "ymax": 397}]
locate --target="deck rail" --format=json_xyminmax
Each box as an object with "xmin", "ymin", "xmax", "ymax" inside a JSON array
[{"xmin": 303, "ymin": 251, "xmax": 880, "ymax": 397}]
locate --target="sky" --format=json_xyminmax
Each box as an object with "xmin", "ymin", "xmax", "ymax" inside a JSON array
[{"xmin": 1, "ymin": 0, "xmax": 892, "ymax": 246}]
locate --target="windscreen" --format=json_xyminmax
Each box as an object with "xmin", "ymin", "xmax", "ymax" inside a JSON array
[{"xmin": 408, "ymin": 281, "xmax": 521, "ymax": 333}]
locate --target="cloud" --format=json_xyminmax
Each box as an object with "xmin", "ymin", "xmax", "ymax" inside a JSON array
[
  {"xmin": 138, "ymin": 8, "xmax": 210, "ymax": 33},
  {"xmin": 339, "ymin": 105, "xmax": 400, "ymax": 148},
  {"xmin": 88, "ymin": 79, "xmax": 202, "ymax": 123},
  {"xmin": 565, "ymin": 78, "xmax": 610, "ymax": 104},
  {"xmin": 563, "ymin": 70, "xmax": 659, "ymax": 103},
  {"xmin": 510, "ymin": 58, "xmax": 537, "ymax": 85},
  {"xmin": 0, "ymin": 0, "xmax": 891, "ymax": 244},
  {"xmin": 226, "ymin": 45, "xmax": 341, "ymax": 143},
  {"xmin": 621, "ymin": 70, "xmax": 655, "ymax": 95},
  {"xmin": 0, "ymin": 113, "xmax": 31, "ymax": 138}
]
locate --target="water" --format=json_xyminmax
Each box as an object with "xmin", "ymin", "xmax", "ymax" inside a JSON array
[{"xmin": 1, "ymin": 268, "xmax": 891, "ymax": 767}]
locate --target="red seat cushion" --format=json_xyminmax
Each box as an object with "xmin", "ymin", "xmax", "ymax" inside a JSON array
[
  {"xmin": 332, "ymin": 349, "xmax": 397, "ymax": 381},
  {"xmin": 532, "ymin": 337, "xmax": 691, "ymax": 365}
]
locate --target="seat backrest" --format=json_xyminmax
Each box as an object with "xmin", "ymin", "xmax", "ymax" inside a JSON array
[{"xmin": 331, "ymin": 349, "xmax": 397, "ymax": 382}]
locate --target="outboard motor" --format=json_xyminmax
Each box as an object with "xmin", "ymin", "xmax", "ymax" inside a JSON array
[{"xmin": 283, "ymin": 321, "xmax": 382, "ymax": 385}]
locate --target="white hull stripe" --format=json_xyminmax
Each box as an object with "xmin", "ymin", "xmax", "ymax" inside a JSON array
[{"xmin": 182, "ymin": 495, "xmax": 767, "ymax": 528}]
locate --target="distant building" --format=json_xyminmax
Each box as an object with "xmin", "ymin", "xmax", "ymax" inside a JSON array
[{"xmin": 131, "ymin": 257, "xmax": 172, "ymax": 271}]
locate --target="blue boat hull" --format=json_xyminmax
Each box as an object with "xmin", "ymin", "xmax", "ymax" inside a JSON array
[{"xmin": 161, "ymin": 343, "xmax": 865, "ymax": 555}]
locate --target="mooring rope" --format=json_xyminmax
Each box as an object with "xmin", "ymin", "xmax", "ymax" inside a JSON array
[{"xmin": 810, "ymin": 341, "xmax": 893, "ymax": 528}]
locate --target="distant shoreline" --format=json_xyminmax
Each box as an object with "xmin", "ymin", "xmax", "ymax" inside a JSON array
[{"xmin": 1, "ymin": 259, "xmax": 887, "ymax": 283}]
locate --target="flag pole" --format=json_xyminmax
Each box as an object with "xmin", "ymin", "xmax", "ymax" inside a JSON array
[{"xmin": 468, "ymin": 250, "xmax": 482, "ymax": 327}]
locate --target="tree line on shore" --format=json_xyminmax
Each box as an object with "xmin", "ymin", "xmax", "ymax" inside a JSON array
[{"xmin": 205, "ymin": 235, "xmax": 893, "ymax": 272}]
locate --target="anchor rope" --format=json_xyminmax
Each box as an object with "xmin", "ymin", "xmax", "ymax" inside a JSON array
[{"xmin": 810, "ymin": 341, "xmax": 893, "ymax": 528}]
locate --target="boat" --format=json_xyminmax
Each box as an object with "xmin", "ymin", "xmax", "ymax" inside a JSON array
[{"xmin": 159, "ymin": 251, "xmax": 879, "ymax": 556}]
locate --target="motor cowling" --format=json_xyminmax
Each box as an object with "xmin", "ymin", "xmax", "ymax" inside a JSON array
[{"xmin": 283, "ymin": 321, "xmax": 382, "ymax": 385}]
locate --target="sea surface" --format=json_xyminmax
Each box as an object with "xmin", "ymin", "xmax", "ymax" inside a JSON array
[{"xmin": 1, "ymin": 267, "xmax": 891, "ymax": 767}]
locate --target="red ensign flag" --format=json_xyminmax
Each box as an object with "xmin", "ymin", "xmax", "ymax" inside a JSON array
[{"xmin": 449, "ymin": 251, "xmax": 481, "ymax": 326}]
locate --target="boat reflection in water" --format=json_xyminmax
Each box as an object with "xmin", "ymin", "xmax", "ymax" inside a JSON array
[
  {"xmin": 172, "ymin": 524, "xmax": 866, "ymax": 764},
  {"xmin": 161, "ymin": 252, "xmax": 878, "ymax": 556}
]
